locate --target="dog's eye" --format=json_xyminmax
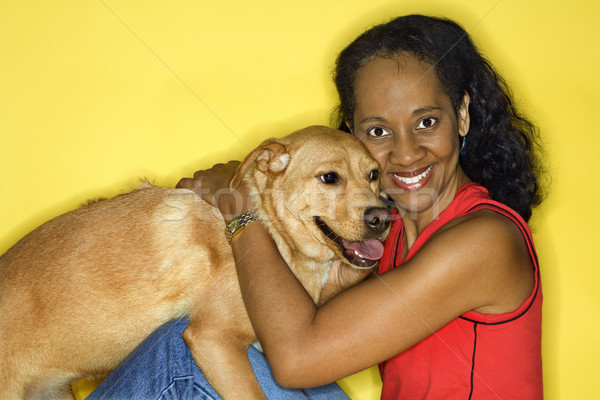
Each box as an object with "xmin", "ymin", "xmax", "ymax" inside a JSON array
[
  {"xmin": 369, "ymin": 169, "xmax": 380, "ymax": 181},
  {"xmin": 319, "ymin": 172, "xmax": 338, "ymax": 184}
]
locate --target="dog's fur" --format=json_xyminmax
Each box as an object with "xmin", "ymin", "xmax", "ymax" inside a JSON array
[{"xmin": 0, "ymin": 126, "xmax": 389, "ymax": 399}]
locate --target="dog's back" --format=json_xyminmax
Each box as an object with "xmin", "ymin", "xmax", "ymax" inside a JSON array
[{"xmin": 0, "ymin": 185, "xmax": 235, "ymax": 398}]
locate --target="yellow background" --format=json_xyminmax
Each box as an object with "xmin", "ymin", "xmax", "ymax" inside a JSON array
[{"xmin": 1, "ymin": 1, "xmax": 599, "ymax": 399}]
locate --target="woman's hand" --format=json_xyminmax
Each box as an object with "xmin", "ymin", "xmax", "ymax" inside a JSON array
[
  {"xmin": 318, "ymin": 260, "xmax": 374, "ymax": 305},
  {"xmin": 177, "ymin": 160, "xmax": 251, "ymax": 223}
]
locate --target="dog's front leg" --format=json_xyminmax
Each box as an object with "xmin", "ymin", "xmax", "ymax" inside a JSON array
[
  {"xmin": 182, "ymin": 320, "xmax": 265, "ymax": 400},
  {"xmin": 182, "ymin": 267, "xmax": 266, "ymax": 400}
]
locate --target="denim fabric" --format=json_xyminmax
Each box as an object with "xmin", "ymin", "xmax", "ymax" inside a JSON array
[{"xmin": 87, "ymin": 319, "xmax": 349, "ymax": 400}]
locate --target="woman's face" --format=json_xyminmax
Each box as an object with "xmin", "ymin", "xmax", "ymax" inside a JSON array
[{"xmin": 350, "ymin": 54, "xmax": 470, "ymax": 221}]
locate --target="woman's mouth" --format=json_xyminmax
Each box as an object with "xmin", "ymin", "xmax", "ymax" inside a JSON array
[{"xmin": 391, "ymin": 165, "xmax": 433, "ymax": 191}]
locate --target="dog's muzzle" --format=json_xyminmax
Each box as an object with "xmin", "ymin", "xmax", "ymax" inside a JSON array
[{"xmin": 314, "ymin": 207, "xmax": 390, "ymax": 269}]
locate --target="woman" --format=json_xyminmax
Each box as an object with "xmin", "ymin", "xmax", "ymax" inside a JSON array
[{"xmin": 90, "ymin": 14, "xmax": 545, "ymax": 399}]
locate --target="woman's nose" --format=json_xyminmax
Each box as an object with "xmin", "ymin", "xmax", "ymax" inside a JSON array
[{"xmin": 388, "ymin": 133, "xmax": 425, "ymax": 166}]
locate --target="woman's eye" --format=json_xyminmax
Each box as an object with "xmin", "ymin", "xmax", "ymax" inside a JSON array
[
  {"xmin": 417, "ymin": 117, "xmax": 437, "ymax": 129},
  {"xmin": 369, "ymin": 169, "xmax": 380, "ymax": 181},
  {"xmin": 319, "ymin": 172, "xmax": 338, "ymax": 184},
  {"xmin": 366, "ymin": 127, "xmax": 390, "ymax": 137}
]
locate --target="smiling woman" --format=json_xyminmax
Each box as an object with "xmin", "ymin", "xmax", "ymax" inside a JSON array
[
  {"xmin": 333, "ymin": 17, "xmax": 543, "ymax": 224},
  {"xmin": 348, "ymin": 55, "xmax": 472, "ymax": 228},
  {"xmin": 184, "ymin": 14, "xmax": 545, "ymax": 400}
]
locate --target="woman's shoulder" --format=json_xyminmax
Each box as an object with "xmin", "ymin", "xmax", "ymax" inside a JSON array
[
  {"xmin": 426, "ymin": 208, "xmax": 535, "ymax": 314},
  {"xmin": 430, "ymin": 182, "xmax": 530, "ymax": 258}
]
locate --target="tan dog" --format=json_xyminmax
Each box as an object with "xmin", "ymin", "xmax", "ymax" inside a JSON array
[{"xmin": 0, "ymin": 125, "xmax": 390, "ymax": 400}]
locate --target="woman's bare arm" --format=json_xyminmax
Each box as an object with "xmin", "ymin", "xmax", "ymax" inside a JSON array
[
  {"xmin": 178, "ymin": 163, "xmax": 534, "ymax": 388},
  {"xmin": 230, "ymin": 210, "xmax": 534, "ymax": 388}
]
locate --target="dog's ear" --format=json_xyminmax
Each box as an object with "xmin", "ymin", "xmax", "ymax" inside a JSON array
[{"xmin": 230, "ymin": 139, "xmax": 290, "ymax": 190}]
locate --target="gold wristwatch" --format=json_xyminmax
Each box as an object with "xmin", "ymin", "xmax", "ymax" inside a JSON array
[{"xmin": 225, "ymin": 210, "xmax": 258, "ymax": 245}]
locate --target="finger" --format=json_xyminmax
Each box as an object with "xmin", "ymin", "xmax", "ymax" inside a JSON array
[
  {"xmin": 176, "ymin": 178, "xmax": 194, "ymax": 189},
  {"xmin": 355, "ymin": 267, "xmax": 374, "ymax": 280},
  {"xmin": 193, "ymin": 169, "xmax": 207, "ymax": 179}
]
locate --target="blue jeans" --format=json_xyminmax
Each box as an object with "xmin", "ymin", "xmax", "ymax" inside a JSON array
[{"xmin": 87, "ymin": 319, "xmax": 349, "ymax": 399}]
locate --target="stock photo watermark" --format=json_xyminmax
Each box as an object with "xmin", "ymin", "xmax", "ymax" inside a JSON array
[{"xmin": 161, "ymin": 184, "xmax": 443, "ymax": 224}]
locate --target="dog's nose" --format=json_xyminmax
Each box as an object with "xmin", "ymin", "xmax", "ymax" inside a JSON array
[{"xmin": 364, "ymin": 207, "xmax": 391, "ymax": 234}]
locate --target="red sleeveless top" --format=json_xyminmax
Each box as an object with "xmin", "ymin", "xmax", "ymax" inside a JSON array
[{"xmin": 378, "ymin": 183, "xmax": 543, "ymax": 399}]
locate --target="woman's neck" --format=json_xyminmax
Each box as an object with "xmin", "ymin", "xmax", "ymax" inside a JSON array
[{"xmin": 398, "ymin": 173, "xmax": 471, "ymax": 251}]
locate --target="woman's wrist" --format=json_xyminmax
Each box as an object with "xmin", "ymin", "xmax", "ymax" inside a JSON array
[
  {"xmin": 225, "ymin": 210, "xmax": 258, "ymax": 245},
  {"xmin": 217, "ymin": 191, "xmax": 253, "ymax": 224}
]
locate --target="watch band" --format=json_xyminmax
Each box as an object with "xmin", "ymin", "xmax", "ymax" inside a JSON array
[{"xmin": 225, "ymin": 210, "xmax": 258, "ymax": 245}]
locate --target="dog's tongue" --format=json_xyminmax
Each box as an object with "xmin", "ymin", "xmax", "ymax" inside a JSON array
[{"xmin": 341, "ymin": 239, "xmax": 384, "ymax": 260}]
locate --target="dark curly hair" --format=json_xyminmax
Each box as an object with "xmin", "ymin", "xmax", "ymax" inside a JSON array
[{"xmin": 332, "ymin": 14, "xmax": 545, "ymax": 221}]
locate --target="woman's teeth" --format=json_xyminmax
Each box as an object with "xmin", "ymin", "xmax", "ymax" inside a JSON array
[{"xmin": 393, "ymin": 166, "xmax": 432, "ymax": 184}]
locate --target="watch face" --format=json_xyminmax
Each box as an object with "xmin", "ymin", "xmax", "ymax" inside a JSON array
[
  {"xmin": 225, "ymin": 211, "xmax": 258, "ymax": 245},
  {"xmin": 228, "ymin": 211, "xmax": 257, "ymax": 235},
  {"xmin": 229, "ymin": 219, "xmax": 242, "ymax": 233}
]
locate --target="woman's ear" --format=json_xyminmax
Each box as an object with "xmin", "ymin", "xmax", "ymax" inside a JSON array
[
  {"xmin": 345, "ymin": 119, "xmax": 354, "ymax": 134},
  {"xmin": 458, "ymin": 92, "xmax": 470, "ymax": 137}
]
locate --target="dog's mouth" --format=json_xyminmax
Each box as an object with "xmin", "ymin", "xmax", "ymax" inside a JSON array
[{"xmin": 314, "ymin": 217, "xmax": 384, "ymax": 269}]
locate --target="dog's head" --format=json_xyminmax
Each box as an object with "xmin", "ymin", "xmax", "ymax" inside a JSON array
[{"xmin": 231, "ymin": 125, "xmax": 390, "ymax": 272}]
